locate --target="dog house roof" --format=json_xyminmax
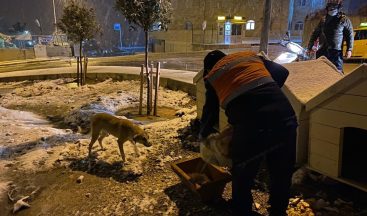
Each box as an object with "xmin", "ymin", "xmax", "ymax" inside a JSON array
[
  {"xmin": 303, "ymin": 63, "xmax": 367, "ymax": 112},
  {"xmin": 282, "ymin": 57, "xmax": 343, "ymax": 107}
]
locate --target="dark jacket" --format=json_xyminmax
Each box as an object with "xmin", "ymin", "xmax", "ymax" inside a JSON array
[{"xmin": 308, "ymin": 13, "xmax": 354, "ymax": 52}]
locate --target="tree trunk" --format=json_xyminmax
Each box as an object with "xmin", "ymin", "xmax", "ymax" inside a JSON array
[
  {"xmin": 79, "ymin": 40, "xmax": 83, "ymax": 86},
  {"xmin": 259, "ymin": 0, "xmax": 272, "ymax": 54},
  {"xmin": 145, "ymin": 30, "xmax": 151, "ymax": 115}
]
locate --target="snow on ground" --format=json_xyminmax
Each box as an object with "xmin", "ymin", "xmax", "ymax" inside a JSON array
[
  {"xmin": 0, "ymin": 106, "xmax": 73, "ymax": 171},
  {"xmin": 0, "ymin": 106, "xmax": 76, "ymax": 206},
  {"xmin": 0, "ymin": 78, "xmax": 198, "ymax": 215},
  {"xmin": 0, "ymin": 78, "xmax": 362, "ymax": 216},
  {"xmin": 0, "ymin": 78, "xmax": 193, "ymax": 175}
]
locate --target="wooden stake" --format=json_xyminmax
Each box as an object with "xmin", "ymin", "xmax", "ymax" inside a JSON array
[
  {"xmin": 80, "ymin": 56, "xmax": 83, "ymax": 86},
  {"xmin": 139, "ymin": 64, "xmax": 144, "ymax": 115},
  {"xmin": 149, "ymin": 63, "xmax": 154, "ymax": 115},
  {"xmin": 146, "ymin": 64, "xmax": 150, "ymax": 115},
  {"xmin": 76, "ymin": 57, "xmax": 80, "ymax": 86},
  {"xmin": 153, "ymin": 62, "xmax": 161, "ymax": 116},
  {"xmin": 83, "ymin": 56, "xmax": 88, "ymax": 85}
]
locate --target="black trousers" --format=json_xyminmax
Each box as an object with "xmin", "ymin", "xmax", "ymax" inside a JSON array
[
  {"xmin": 316, "ymin": 48, "xmax": 343, "ymax": 71},
  {"xmin": 225, "ymin": 83, "xmax": 297, "ymax": 216},
  {"xmin": 231, "ymin": 126, "xmax": 296, "ymax": 216}
]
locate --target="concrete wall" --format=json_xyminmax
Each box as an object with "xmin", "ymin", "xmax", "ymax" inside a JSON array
[
  {"xmin": 0, "ymin": 48, "xmax": 35, "ymax": 61},
  {"xmin": 46, "ymin": 46, "xmax": 72, "ymax": 58},
  {"xmin": 34, "ymin": 45, "xmax": 47, "ymax": 58},
  {"xmin": 0, "ymin": 46, "xmax": 71, "ymax": 61}
]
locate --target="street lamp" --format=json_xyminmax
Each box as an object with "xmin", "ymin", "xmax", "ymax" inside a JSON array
[
  {"xmin": 52, "ymin": 0, "xmax": 59, "ymax": 45},
  {"xmin": 35, "ymin": 19, "xmax": 43, "ymax": 35},
  {"xmin": 52, "ymin": 0, "xmax": 58, "ymax": 33},
  {"xmin": 185, "ymin": 21, "xmax": 194, "ymax": 44}
]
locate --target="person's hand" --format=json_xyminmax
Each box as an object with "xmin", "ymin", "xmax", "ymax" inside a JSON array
[
  {"xmin": 345, "ymin": 50, "xmax": 352, "ymax": 59},
  {"xmin": 306, "ymin": 49, "xmax": 315, "ymax": 55}
]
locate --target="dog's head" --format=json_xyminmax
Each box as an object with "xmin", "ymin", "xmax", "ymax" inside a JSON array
[{"xmin": 133, "ymin": 132, "xmax": 151, "ymax": 147}]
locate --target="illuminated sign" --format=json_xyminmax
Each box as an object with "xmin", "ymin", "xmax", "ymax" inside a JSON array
[
  {"xmin": 218, "ymin": 16, "xmax": 225, "ymax": 21},
  {"xmin": 360, "ymin": 22, "xmax": 367, "ymax": 27},
  {"xmin": 114, "ymin": 23, "xmax": 121, "ymax": 31},
  {"xmin": 234, "ymin": 16, "xmax": 242, "ymax": 21},
  {"xmin": 225, "ymin": 23, "xmax": 231, "ymax": 31}
]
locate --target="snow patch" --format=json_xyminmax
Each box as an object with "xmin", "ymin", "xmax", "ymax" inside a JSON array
[{"xmin": 0, "ymin": 106, "xmax": 48, "ymax": 126}]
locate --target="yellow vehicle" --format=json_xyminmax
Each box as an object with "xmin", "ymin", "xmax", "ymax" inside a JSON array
[{"xmin": 347, "ymin": 23, "xmax": 367, "ymax": 59}]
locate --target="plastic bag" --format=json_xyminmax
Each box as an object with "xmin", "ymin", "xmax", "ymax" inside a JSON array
[{"xmin": 200, "ymin": 125, "xmax": 233, "ymax": 168}]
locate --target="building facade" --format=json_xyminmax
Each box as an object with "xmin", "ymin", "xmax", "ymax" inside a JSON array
[
  {"xmin": 151, "ymin": 0, "xmax": 292, "ymax": 52},
  {"xmin": 152, "ymin": 0, "xmax": 367, "ymax": 53},
  {"xmin": 289, "ymin": 0, "xmax": 325, "ymax": 38}
]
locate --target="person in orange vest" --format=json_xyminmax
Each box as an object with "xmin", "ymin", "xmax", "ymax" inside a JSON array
[{"xmin": 199, "ymin": 50, "xmax": 298, "ymax": 216}]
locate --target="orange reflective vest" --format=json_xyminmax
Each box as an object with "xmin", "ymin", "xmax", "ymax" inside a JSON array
[{"xmin": 204, "ymin": 51, "xmax": 274, "ymax": 108}]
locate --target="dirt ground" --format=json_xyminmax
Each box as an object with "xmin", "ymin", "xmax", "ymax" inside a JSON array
[{"xmin": 0, "ymin": 79, "xmax": 366, "ymax": 216}]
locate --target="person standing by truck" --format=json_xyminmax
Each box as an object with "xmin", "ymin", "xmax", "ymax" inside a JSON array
[{"xmin": 307, "ymin": 0, "xmax": 354, "ymax": 72}]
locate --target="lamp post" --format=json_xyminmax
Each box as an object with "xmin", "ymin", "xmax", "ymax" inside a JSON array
[
  {"xmin": 52, "ymin": 0, "xmax": 58, "ymax": 33},
  {"xmin": 184, "ymin": 20, "xmax": 193, "ymax": 69},
  {"xmin": 185, "ymin": 21, "xmax": 193, "ymax": 44},
  {"xmin": 52, "ymin": 0, "xmax": 59, "ymax": 45},
  {"xmin": 35, "ymin": 19, "xmax": 43, "ymax": 35},
  {"xmin": 114, "ymin": 23, "xmax": 122, "ymax": 50},
  {"xmin": 202, "ymin": 0, "xmax": 207, "ymax": 45}
]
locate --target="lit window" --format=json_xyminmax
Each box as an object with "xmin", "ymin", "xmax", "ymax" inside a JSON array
[
  {"xmin": 246, "ymin": 20, "xmax": 255, "ymax": 30},
  {"xmin": 295, "ymin": 21, "xmax": 304, "ymax": 31}
]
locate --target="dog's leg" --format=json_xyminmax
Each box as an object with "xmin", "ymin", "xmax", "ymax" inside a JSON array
[
  {"xmin": 117, "ymin": 139, "xmax": 126, "ymax": 163},
  {"xmin": 97, "ymin": 130, "xmax": 108, "ymax": 151},
  {"xmin": 132, "ymin": 141, "xmax": 140, "ymax": 157},
  {"xmin": 88, "ymin": 128, "xmax": 100, "ymax": 158}
]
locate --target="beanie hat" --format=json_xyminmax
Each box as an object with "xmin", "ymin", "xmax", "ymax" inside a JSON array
[
  {"xmin": 203, "ymin": 50, "xmax": 226, "ymax": 77},
  {"xmin": 326, "ymin": 0, "xmax": 342, "ymax": 9}
]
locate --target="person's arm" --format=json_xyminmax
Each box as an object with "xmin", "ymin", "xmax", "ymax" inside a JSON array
[
  {"xmin": 344, "ymin": 18, "xmax": 354, "ymax": 58},
  {"xmin": 262, "ymin": 59, "xmax": 289, "ymax": 88},
  {"xmin": 307, "ymin": 21, "xmax": 322, "ymax": 51},
  {"xmin": 199, "ymin": 80, "xmax": 219, "ymax": 139}
]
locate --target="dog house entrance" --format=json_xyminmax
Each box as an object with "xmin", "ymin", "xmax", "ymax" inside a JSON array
[{"xmin": 341, "ymin": 127, "xmax": 367, "ymax": 183}]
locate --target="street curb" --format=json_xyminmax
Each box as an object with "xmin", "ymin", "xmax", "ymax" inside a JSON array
[
  {"xmin": 0, "ymin": 71, "xmax": 196, "ymax": 96},
  {"xmin": 0, "ymin": 58, "xmax": 62, "ymax": 66}
]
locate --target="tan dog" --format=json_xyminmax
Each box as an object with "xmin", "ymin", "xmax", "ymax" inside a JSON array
[
  {"xmin": 200, "ymin": 125, "xmax": 233, "ymax": 168},
  {"xmin": 88, "ymin": 113, "xmax": 151, "ymax": 162}
]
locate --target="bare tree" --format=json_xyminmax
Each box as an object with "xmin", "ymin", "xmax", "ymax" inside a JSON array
[
  {"xmin": 57, "ymin": 0, "xmax": 100, "ymax": 86},
  {"xmin": 115, "ymin": 0, "xmax": 172, "ymax": 114}
]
